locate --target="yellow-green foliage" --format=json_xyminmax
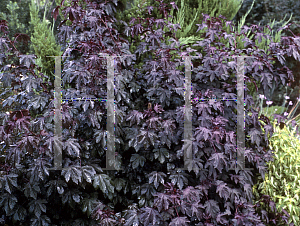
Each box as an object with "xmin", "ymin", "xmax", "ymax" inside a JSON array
[
  {"xmin": 162, "ymin": 0, "xmax": 201, "ymax": 48},
  {"xmin": 254, "ymin": 122, "xmax": 300, "ymax": 225},
  {"xmin": 227, "ymin": 8, "xmax": 292, "ymax": 53},
  {"xmin": 160, "ymin": 0, "xmax": 243, "ymax": 51},
  {"xmin": 123, "ymin": 0, "xmax": 152, "ymax": 20},
  {"xmin": 0, "ymin": 1, "xmax": 27, "ymax": 34},
  {"xmin": 261, "ymin": 106, "xmax": 285, "ymax": 119},
  {"xmin": 30, "ymin": 0, "xmax": 62, "ymax": 78},
  {"xmin": 168, "ymin": 0, "xmax": 243, "ymax": 39},
  {"xmin": 55, "ymin": 0, "xmax": 71, "ymax": 14}
]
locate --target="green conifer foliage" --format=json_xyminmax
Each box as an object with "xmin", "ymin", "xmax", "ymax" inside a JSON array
[
  {"xmin": 0, "ymin": 0, "xmax": 31, "ymax": 54},
  {"xmin": 30, "ymin": 0, "xmax": 62, "ymax": 80},
  {"xmin": 116, "ymin": 0, "xmax": 153, "ymax": 20},
  {"xmin": 171, "ymin": 0, "xmax": 243, "ymax": 39},
  {"xmin": 0, "ymin": 0, "xmax": 29, "ymax": 35}
]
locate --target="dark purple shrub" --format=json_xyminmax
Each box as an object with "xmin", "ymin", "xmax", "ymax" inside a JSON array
[{"xmin": 0, "ymin": 0, "xmax": 299, "ymax": 225}]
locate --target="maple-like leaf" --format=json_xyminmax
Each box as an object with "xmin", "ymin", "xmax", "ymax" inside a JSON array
[
  {"xmin": 0, "ymin": 2, "xmax": 296, "ymax": 225},
  {"xmin": 195, "ymin": 126, "xmax": 212, "ymax": 141},
  {"xmin": 139, "ymin": 207, "xmax": 161, "ymax": 226},
  {"xmin": 62, "ymin": 165, "xmax": 82, "ymax": 185},
  {"xmin": 153, "ymin": 192, "xmax": 172, "ymax": 212},
  {"xmin": 146, "ymin": 116, "xmax": 162, "ymax": 129},
  {"xmin": 63, "ymin": 138, "xmax": 81, "ymax": 157},
  {"xmin": 185, "ymin": 157, "xmax": 203, "ymax": 176},
  {"xmin": 63, "ymin": 6, "xmax": 82, "ymax": 22},
  {"xmin": 216, "ymin": 180, "xmax": 231, "ymax": 201},
  {"xmin": 169, "ymin": 216, "xmax": 190, "ymax": 226},
  {"xmin": 123, "ymin": 209, "xmax": 139, "ymax": 226},
  {"xmin": 127, "ymin": 110, "xmax": 144, "ymax": 126},
  {"xmin": 82, "ymin": 166, "xmax": 96, "ymax": 184},
  {"xmin": 0, "ymin": 37, "xmax": 9, "ymax": 51},
  {"xmin": 130, "ymin": 154, "xmax": 146, "ymax": 169},
  {"xmin": 21, "ymin": 75, "xmax": 39, "ymax": 93},
  {"xmin": 92, "ymin": 174, "xmax": 114, "ymax": 194},
  {"xmin": 28, "ymin": 158, "xmax": 50, "ymax": 183},
  {"xmin": 153, "ymin": 148, "xmax": 169, "ymax": 164},
  {"xmin": 248, "ymin": 128, "xmax": 262, "ymax": 146},
  {"xmin": 206, "ymin": 152, "xmax": 228, "ymax": 173},
  {"xmin": 28, "ymin": 96, "xmax": 48, "ymax": 111},
  {"xmin": 204, "ymin": 199, "xmax": 220, "ymax": 218},
  {"xmin": 19, "ymin": 55, "xmax": 36, "ymax": 69},
  {"xmin": 28, "ymin": 199, "xmax": 47, "ymax": 218},
  {"xmin": 18, "ymin": 135, "xmax": 39, "ymax": 154},
  {"xmin": 169, "ymin": 171, "xmax": 189, "ymax": 190},
  {"xmin": 148, "ymin": 171, "xmax": 166, "ymax": 189},
  {"xmin": 135, "ymin": 129, "xmax": 158, "ymax": 150},
  {"xmin": 182, "ymin": 186, "xmax": 202, "ymax": 203}
]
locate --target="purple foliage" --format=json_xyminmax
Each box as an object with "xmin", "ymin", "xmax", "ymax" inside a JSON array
[{"xmin": 0, "ymin": 0, "xmax": 299, "ymax": 225}]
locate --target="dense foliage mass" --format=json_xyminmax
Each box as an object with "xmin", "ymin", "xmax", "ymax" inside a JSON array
[
  {"xmin": 234, "ymin": 0, "xmax": 300, "ymax": 30},
  {"xmin": 254, "ymin": 121, "xmax": 300, "ymax": 225},
  {"xmin": 29, "ymin": 0, "xmax": 62, "ymax": 79},
  {"xmin": 234, "ymin": 0, "xmax": 300, "ymax": 91},
  {"xmin": 0, "ymin": 0, "xmax": 300, "ymax": 225}
]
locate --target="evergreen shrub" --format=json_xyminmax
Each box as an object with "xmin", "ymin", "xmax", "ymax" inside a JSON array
[
  {"xmin": 254, "ymin": 121, "xmax": 300, "ymax": 225},
  {"xmin": 30, "ymin": 0, "xmax": 62, "ymax": 80}
]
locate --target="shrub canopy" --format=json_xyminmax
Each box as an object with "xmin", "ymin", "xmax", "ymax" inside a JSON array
[{"xmin": 0, "ymin": 0, "xmax": 300, "ymax": 225}]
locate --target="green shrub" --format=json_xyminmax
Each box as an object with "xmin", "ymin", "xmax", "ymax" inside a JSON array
[
  {"xmin": 166, "ymin": 0, "xmax": 243, "ymax": 40},
  {"xmin": 0, "ymin": 0, "xmax": 30, "ymax": 36},
  {"xmin": 30, "ymin": 0, "xmax": 62, "ymax": 79},
  {"xmin": 253, "ymin": 121, "xmax": 300, "ymax": 225}
]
